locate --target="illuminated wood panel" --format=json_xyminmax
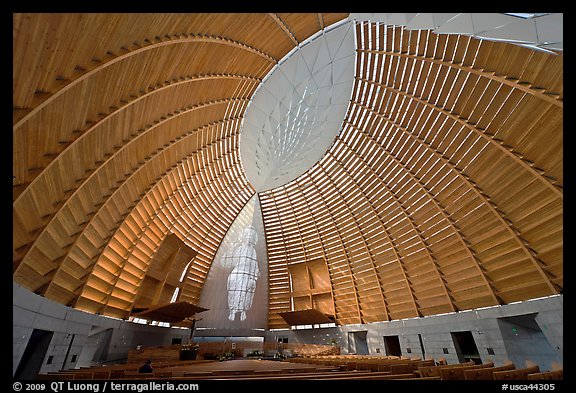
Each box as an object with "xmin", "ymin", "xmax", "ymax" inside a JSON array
[
  {"xmin": 261, "ymin": 22, "xmax": 562, "ymax": 329},
  {"xmin": 13, "ymin": 14, "xmax": 561, "ymax": 327},
  {"xmin": 133, "ymin": 233, "xmax": 197, "ymax": 308},
  {"xmin": 287, "ymin": 258, "xmax": 335, "ymax": 317},
  {"xmin": 13, "ymin": 13, "xmax": 348, "ymax": 319}
]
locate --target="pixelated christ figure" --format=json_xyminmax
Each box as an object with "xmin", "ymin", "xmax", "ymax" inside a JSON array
[{"xmin": 220, "ymin": 226, "xmax": 260, "ymax": 321}]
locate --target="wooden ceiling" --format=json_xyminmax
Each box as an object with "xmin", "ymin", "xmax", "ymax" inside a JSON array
[
  {"xmin": 262, "ymin": 22, "xmax": 562, "ymax": 328},
  {"xmin": 13, "ymin": 14, "xmax": 562, "ymax": 328},
  {"xmin": 13, "ymin": 13, "xmax": 348, "ymax": 319}
]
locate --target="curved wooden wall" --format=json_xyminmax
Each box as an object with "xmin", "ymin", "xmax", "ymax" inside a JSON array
[
  {"xmin": 261, "ymin": 22, "xmax": 562, "ymax": 328},
  {"xmin": 13, "ymin": 15, "xmax": 562, "ymax": 327},
  {"xmin": 13, "ymin": 13, "xmax": 349, "ymax": 318}
]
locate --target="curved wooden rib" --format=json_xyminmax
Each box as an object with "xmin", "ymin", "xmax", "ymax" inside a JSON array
[
  {"xmin": 14, "ymin": 73, "xmax": 259, "ymax": 202},
  {"xmin": 326, "ymin": 150, "xmax": 418, "ymax": 319},
  {"xmin": 318, "ymin": 160, "xmax": 390, "ymax": 323},
  {"xmin": 262, "ymin": 21, "xmax": 561, "ymax": 326},
  {"xmin": 358, "ymin": 77, "xmax": 563, "ymax": 199},
  {"xmin": 340, "ymin": 120, "xmax": 501, "ymax": 307},
  {"xmin": 349, "ymin": 100, "xmax": 558, "ymax": 295},
  {"xmin": 13, "ymin": 35, "xmax": 276, "ymax": 132},
  {"xmin": 299, "ymin": 170, "xmax": 362, "ymax": 324},
  {"xmin": 358, "ymin": 48, "xmax": 563, "ymax": 108},
  {"xmin": 14, "ymin": 98, "xmax": 250, "ymax": 270},
  {"xmin": 269, "ymin": 14, "xmax": 299, "ymax": 46},
  {"xmin": 13, "ymin": 15, "xmax": 561, "ymax": 326}
]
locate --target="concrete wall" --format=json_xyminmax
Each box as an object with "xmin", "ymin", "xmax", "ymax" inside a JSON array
[
  {"xmin": 264, "ymin": 295, "xmax": 563, "ymax": 371},
  {"xmin": 13, "ymin": 283, "xmax": 191, "ymax": 377},
  {"xmin": 14, "ymin": 279, "xmax": 562, "ymax": 376}
]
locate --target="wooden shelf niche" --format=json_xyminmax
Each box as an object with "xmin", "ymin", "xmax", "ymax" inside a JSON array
[
  {"xmin": 282, "ymin": 258, "xmax": 336, "ymax": 326},
  {"xmin": 132, "ymin": 233, "xmax": 197, "ymax": 313}
]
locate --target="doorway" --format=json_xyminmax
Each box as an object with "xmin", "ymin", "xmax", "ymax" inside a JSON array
[
  {"xmin": 497, "ymin": 313, "xmax": 562, "ymax": 371},
  {"xmin": 348, "ymin": 331, "xmax": 369, "ymax": 355},
  {"xmin": 14, "ymin": 329, "xmax": 54, "ymax": 379},
  {"xmin": 75, "ymin": 327, "xmax": 113, "ymax": 368},
  {"xmin": 383, "ymin": 335, "xmax": 402, "ymax": 357},
  {"xmin": 451, "ymin": 331, "xmax": 481, "ymax": 364}
]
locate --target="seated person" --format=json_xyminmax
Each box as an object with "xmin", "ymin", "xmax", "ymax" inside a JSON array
[{"xmin": 138, "ymin": 359, "xmax": 153, "ymax": 373}]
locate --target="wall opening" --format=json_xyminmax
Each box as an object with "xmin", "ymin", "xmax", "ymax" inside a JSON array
[
  {"xmin": 418, "ymin": 333, "xmax": 426, "ymax": 359},
  {"xmin": 451, "ymin": 331, "xmax": 481, "ymax": 364},
  {"xmin": 14, "ymin": 329, "xmax": 54, "ymax": 379},
  {"xmin": 348, "ymin": 331, "xmax": 369, "ymax": 355},
  {"xmin": 497, "ymin": 312, "xmax": 562, "ymax": 371},
  {"xmin": 383, "ymin": 335, "xmax": 401, "ymax": 357},
  {"xmin": 75, "ymin": 327, "xmax": 113, "ymax": 368}
]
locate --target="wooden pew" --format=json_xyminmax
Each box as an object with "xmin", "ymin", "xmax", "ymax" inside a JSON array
[
  {"xmin": 109, "ymin": 369, "xmax": 126, "ymax": 379},
  {"xmin": 153, "ymin": 371, "xmax": 174, "ymax": 378},
  {"xmin": 493, "ymin": 365, "xmax": 540, "ymax": 380},
  {"xmin": 181, "ymin": 371, "xmax": 214, "ymax": 377},
  {"xmin": 417, "ymin": 359, "xmax": 436, "ymax": 367},
  {"xmin": 71, "ymin": 371, "xmax": 94, "ymax": 379},
  {"xmin": 389, "ymin": 362, "xmax": 418, "ymax": 375},
  {"xmin": 254, "ymin": 369, "xmax": 283, "ymax": 375},
  {"xmin": 91, "ymin": 370, "xmax": 111, "ymax": 379},
  {"xmin": 121, "ymin": 372, "xmax": 155, "ymax": 379},
  {"xmin": 527, "ymin": 369, "xmax": 563, "ymax": 380},
  {"xmin": 220, "ymin": 371, "xmax": 403, "ymax": 381},
  {"xmin": 464, "ymin": 361, "xmax": 515, "ymax": 380},
  {"xmin": 36, "ymin": 373, "xmax": 76, "ymax": 380},
  {"xmin": 313, "ymin": 372, "xmax": 415, "ymax": 380},
  {"xmin": 418, "ymin": 361, "xmax": 475, "ymax": 378},
  {"xmin": 171, "ymin": 369, "xmax": 376, "ymax": 381},
  {"xmin": 440, "ymin": 361, "xmax": 494, "ymax": 380}
]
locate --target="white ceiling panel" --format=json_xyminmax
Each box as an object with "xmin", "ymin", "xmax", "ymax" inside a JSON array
[
  {"xmin": 535, "ymin": 13, "xmax": 563, "ymax": 45},
  {"xmin": 352, "ymin": 13, "xmax": 562, "ymax": 54},
  {"xmin": 240, "ymin": 20, "xmax": 355, "ymax": 192},
  {"xmin": 477, "ymin": 18, "xmax": 538, "ymax": 43}
]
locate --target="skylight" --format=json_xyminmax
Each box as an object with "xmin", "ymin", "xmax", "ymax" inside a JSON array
[
  {"xmin": 503, "ymin": 13, "xmax": 550, "ymax": 19},
  {"xmin": 239, "ymin": 20, "xmax": 356, "ymax": 192}
]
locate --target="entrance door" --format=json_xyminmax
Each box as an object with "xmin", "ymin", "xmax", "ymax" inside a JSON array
[
  {"xmin": 451, "ymin": 331, "xmax": 481, "ymax": 364},
  {"xmin": 383, "ymin": 335, "xmax": 402, "ymax": 357},
  {"xmin": 14, "ymin": 329, "xmax": 54, "ymax": 379}
]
